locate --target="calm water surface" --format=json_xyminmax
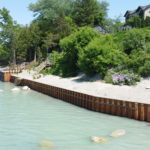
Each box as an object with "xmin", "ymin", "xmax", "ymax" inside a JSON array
[{"xmin": 0, "ymin": 82, "xmax": 150, "ymax": 150}]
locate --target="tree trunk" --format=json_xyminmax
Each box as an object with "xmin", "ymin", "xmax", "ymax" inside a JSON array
[
  {"xmin": 34, "ymin": 50, "xmax": 37, "ymax": 62},
  {"xmin": 12, "ymin": 49, "xmax": 16, "ymax": 67}
]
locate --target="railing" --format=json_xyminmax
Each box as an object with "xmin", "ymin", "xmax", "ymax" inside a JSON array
[{"xmin": 3, "ymin": 60, "xmax": 35, "ymax": 73}]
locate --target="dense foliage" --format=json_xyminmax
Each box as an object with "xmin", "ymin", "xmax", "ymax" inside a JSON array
[
  {"xmin": 73, "ymin": 0, "xmax": 108, "ymax": 27},
  {"xmin": 0, "ymin": 0, "xmax": 150, "ymax": 85},
  {"xmin": 49, "ymin": 26, "xmax": 150, "ymax": 85},
  {"xmin": 104, "ymin": 69, "xmax": 140, "ymax": 85},
  {"xmin": 78, "ymin": 34, "xmax": 127, "ymax": 76},
  {"xmin": 50, "ymin": 27, "xmax": 100, "ymax": 77},
  {"xmin": 126, "ymin": 16, "xmax": 150, "ymax": 28},
  {"xmin": 0, "ymin": 0, "xmax": 109, "ymax": 65}
]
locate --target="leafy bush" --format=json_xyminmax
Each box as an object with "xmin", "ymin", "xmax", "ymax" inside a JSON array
[
  {"xmin": 59, "ymin": 27, "xmax": 100, "ymax": 77},
  {"xmin": 123, "ymin": 29, "xmax": 146, "ymax": 54},
  {"xmin": 78, "ymin": 34, "xmax": 128, "ymax": 76},
  {"xmin": 138, "ymin": 61, "xmax": 150, "ymax": 77},
  {"xmin": 128, "ymin": 50, "xmax": 150, "ymax": 77},
  {"xmin": 104, "ymin": 69, "xmax": 140, "ymax": 85},
  {"xmin": 48, "ymin": 51, "xmax": 64, "ymax": 75}
]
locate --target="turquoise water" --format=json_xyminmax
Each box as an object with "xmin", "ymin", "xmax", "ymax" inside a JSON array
[{"xmin": 0, "ymin": 82, "xmax": 150, "ymax": 150}]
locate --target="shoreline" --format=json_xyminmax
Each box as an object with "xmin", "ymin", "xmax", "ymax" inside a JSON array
[
  {"xmin": 14, "ymin": 70, "xmax": 150, "ymax": 104},
  {"xmin": 10, "ymin": 74, "xmax": 150, "ymax": 122}
]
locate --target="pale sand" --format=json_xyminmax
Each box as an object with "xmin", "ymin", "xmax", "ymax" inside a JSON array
[{"xmin": 14, "ymin": 70, "xmax": 150, "ymax": 104}]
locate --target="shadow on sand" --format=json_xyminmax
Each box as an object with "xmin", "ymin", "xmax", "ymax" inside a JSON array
[{"xmin": 72, "ymin": 73, "xmax": 103, "ymax": 83}]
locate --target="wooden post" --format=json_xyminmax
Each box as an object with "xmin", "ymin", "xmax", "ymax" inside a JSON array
[
  {"xmin": 80, "ymin": 93, "xmax": 84, "ymax": 107},
  {"xmin": 127, "ymin": 102, "xmax": 133, "ymax": 118},
  {"xmin": 79, "ymin": 93, "xmax": 82, "ymax": 107},
  {"xmin": 106, "ymin": 99, "xmax": 110, "ymax": 114},
  {"xmin": 101, "ymin": 98, "xmax": 105, "ymax": 113},
  {"xmin": 65, "ymin": 89, "xmax": 68, "ymax": 101},
  {"xmin": 116, "ymin": 101, "xmax": 121, "ymax": 116},
  {"xmin": 88, "ymin": 96, "xmax": 92, "ymax": 110},
  {"xmin": 91, "ymin": 96, "xmax": 96, "ymax": 111},
  {"xmin": 146, "ymin": 104, "xmax": 150, "ymax": 122},
  {"xmin": 111, "ymin": 100, "xmax": 116, "ymax": 115},
  {"xmin": 140, "ymin": 103, "xmax": 145, "ymax": 121},
  {"xmin": 77, "ymin": 93, "xmax": 80, "ymax": 106},
  {"xmin": 134, "ymin": 103, "xmax": 139, "ymax": 120},
  {"xmin": 94, "ymin": 97, "xmax": 99, "ymax": 112},
  {"xmin": 98, "ymin": 98, "xmax": 101, "ymax": 112},
  {"xmin": 62, "ymin": 89, "xmax": 65, "ymax": 101},
  {"xmin": 122, "ymin": 101, "xmax": 127, "ymax": 117},
  {"xmin": 82, "ymin": 94, "xmax": 85, "ymax": 108}
]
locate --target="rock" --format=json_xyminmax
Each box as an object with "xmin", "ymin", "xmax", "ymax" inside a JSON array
[
  {"xmin": 14, "ymin": 78, "xmax": 22, "ymax": 86},
  {"xmin": 110, "ymin": 129, "xmax": 126, "ymax": 138},
  {"xmin": 11, "ymin": 88, "xmax": 20, "ymax": 92},
  {"xmin": 22, "ymin": 86, "xmax": 30, "ymax": 90},
  {"xmin": 91, "ymin": 136, "xmax": 108, "ymax": 143},
  {"xmin": 145, "ymin": 87, "xmax": 150, "ymax": 90},
  {"xmin": 40, "ymin": 140, "xmax": 54, "ymax": 149}
]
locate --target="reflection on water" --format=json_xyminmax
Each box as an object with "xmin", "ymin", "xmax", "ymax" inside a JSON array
[{"xmin": 0, "ymin": 82, "xmax": 150, "ymax": 150}]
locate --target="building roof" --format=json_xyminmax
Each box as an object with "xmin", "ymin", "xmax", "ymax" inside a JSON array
[
  {"xmin": 140, "ymin": 4, "xmax": 150, "ymax": 11},
  {"xmin": 124, "ymin": 4, "xmax": 150, "ymax": 17},
  {"xmin": 93, "ymin": 26, "xmax": 107, "ymax": 34}
]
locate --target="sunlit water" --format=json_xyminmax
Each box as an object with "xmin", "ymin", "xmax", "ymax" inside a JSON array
[{"xmin": 0, "ymin": 82, "xmax": 150, "ymax": 150}]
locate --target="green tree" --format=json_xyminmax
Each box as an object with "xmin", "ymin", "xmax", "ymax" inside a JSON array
[
  {"xmin": 73, "ymin": 0, "xmax": 108, "ymax": 27},
  {"xmin": 0, "ymin": 8, "xmax": 21, "ymax": 65},
  {"xmin": 29, "ymin": 0, "xmax": 73, "ymax": 24},
  {"xmin": 43, "ymin": 13, "xmax": 77, "ymax": 52},
  {"xmin": 0, "ymin": 45, "xmax": 9, "ymax": 64},
  {"xmin": 0, "ymin": 8, "xmax": 14, "ymax": 44}
]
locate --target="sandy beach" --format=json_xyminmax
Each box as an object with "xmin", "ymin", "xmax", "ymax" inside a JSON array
[{"xmin": 14, "ymin": 70, "xmax": 150, "ymax": 104}]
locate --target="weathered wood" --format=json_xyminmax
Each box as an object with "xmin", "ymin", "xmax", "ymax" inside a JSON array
[
  {"xmin": 139, "ymin": 104, "xmax": 145, "ymax": 121},
  {"xmin": 146, "ymin": 104, "xmax": 150, "ymax": 122},
  {"xmin": 134, "ymin": 103, "xmax": 139, "ymax": 120}
]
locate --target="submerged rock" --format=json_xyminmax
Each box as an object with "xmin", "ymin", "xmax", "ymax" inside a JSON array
[
  {"xmin": 22, "ymin": 86, "xmax": 30, "ymax": 90},
  {"xmin": 110, "ymin": 129, "xmax": 126, "ymax": 137},
  {"xmin": 91, "ymin": 136, "xmax": 108, "ymax": 143},
  {"xmin": 40, "ymin": 140, "xmax": 54, "ymax": 149},
  {"xmin": 14, "ymin": 78, "xmax": 22, "ymax": 86},
  {"xmin": 11, "ymin": 87, "xmax": 20, "ymax": 92}
]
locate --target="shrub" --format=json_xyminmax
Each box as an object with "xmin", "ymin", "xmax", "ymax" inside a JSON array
[
  {"xmin": 138, "ymin": 61, "xmax": 150, "ymax": 77},
  {"xmin": 104, "ymin": 69, "xmax": 140, "ymax": 85},
  {"xmin": 78, "ymin": 34, "xmax": 128, "ymax": 76},
  {"xmin": 48, "ymin": 51, "xmax": 64, "ymax": 76},
  {"xmin": 123, "ymin": 29, "xmax": 146, "ymax": 54},
  {"xmin": 59, "ymin": 27, "xmax": 100, "ymax": 77},
  {"xmin": 128, "ymin": 50, "xmax": 150, "ymax": 77}
]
